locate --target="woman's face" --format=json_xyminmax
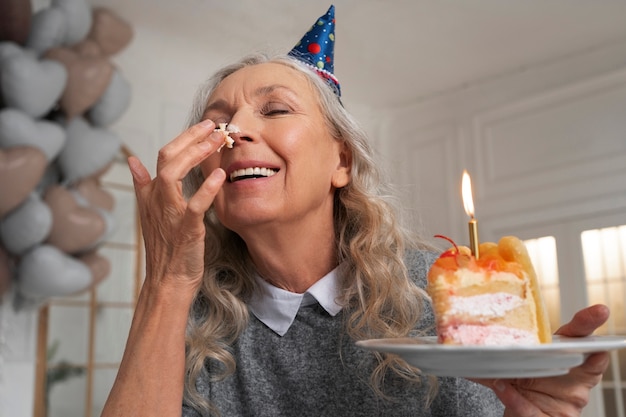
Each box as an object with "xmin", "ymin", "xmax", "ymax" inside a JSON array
[{"xmin": 200, "ymin": 62, "xmax": 351, "ymax": 235}]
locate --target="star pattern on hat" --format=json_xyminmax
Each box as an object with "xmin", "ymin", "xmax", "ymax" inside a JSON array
[{"xmin": 288, "ymin": 5, "xmax": 341, "ymax": 97}]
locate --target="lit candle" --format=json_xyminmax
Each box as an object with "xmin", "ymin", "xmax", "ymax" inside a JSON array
[{"xmin": 462, "ymin": 170, "xmax": 479, "ymax": 259}]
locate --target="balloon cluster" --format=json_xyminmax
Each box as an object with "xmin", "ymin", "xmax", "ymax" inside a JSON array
[{"xmin": 0, "ymin": 0, "xmax": 133, "ymax": 308}]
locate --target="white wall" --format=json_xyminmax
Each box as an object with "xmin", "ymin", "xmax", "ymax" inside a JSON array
[{"xmin": 383, "ymin": 39, "xmax": 626, "ymax": 247}]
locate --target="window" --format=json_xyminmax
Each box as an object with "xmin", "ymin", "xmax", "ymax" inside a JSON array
[
  {"xmin": 582, "ymin": 225, "xmax": 626, "ymax": 417},
  {"xmin": 494, "ymin": 212, "xmax": 626, "ymax": 417},
  {"xmin": 524, "ymin": 236, "xmax": 561, "ymax": 330}
]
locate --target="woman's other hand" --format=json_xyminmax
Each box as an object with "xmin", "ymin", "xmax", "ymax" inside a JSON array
[{"xmin": 477, "ymin": 304, "xmax": 610, "ymax": 416}]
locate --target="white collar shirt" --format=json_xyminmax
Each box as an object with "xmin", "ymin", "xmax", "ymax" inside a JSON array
[{"xmin": 247, "ymin": 267, "xmax": 343, "ymax": 336}]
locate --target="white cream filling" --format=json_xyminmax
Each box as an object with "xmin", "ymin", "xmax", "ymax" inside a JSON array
[
  {"xmin": 229, "ymin": 167, "xmax": 278, "ymax": 182},
  {"xmin": 447, "ymin": 292, "xmax": 524, "ymax": 317}
]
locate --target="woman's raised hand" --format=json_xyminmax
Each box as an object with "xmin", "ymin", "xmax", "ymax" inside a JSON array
[{"xmin": 128, "ymin": 119, "xmax": 227, "ymax": 295}]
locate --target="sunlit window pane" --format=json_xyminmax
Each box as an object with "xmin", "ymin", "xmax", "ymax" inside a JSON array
[
  {"xmin": 524, "ymin": 236, "xmax": 561, "ymax": 330},
  {"xmin": 583, "ymin": 229, "xmax": 604, "ymax": 282},
  {"xmin": 582, "ymin": 224, "xmax": 626, "ymax": 417},
  {"xmin": 582, "ymin": 225, "xmax": 626, "ymax": 335}
]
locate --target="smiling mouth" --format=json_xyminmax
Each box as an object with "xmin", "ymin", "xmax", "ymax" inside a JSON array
[{"xmin": 229, "ymin": 167, "xmax": 278, "ymax": 182}]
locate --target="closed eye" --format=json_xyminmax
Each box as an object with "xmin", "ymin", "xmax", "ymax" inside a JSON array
[
  {"xmin": 265, "ymin": 109, "xmax": 289, "ymax": 116},
  {"xmin": 261, "ymin": 102, "xmax": 291, "ymax": 117}
]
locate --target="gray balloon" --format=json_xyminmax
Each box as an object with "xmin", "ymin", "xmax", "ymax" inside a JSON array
[
  {"xmin": 17, "ymin": 244, "xmax": 92, "ymax": 299},
  {"xmin": 0, "ymin": 51, "xmax": 68, "ymax": 118},
  {"xmin": 25, "ymin": 7, "xmax": 67, "ymax": 56},
  {"xmin": 56, "ymin": 117, "xmax": 121, "ymax": 183},
  {"xmin": 0, "ymin": 108, "xmax": 67, "ymax": 160},
  {"xmin": 36, "ymin": 163, "xmax": 62, "ymax": 195},
  {"xmin": 0, "ymin": 42, "xmax": 22, "ymax": 62},
  {"xmin": 88, "ymin": 70, "xmax": 132, "ymax": 127},
  {"xmin": 52, "ymin": 0, "xmax": 93, "ymax": 46},
  {"xmin": 0, "ymin": 193, "xmax": 52, "ymax": 255}
]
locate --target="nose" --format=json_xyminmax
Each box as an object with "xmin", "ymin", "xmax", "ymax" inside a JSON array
[
  {"xmin": 229, "ymin": 130, "xmax": 252, "ymax": 144},
  {"xmin": 228, "ymin": 112, "xmax": 255, "ymax": 144}
]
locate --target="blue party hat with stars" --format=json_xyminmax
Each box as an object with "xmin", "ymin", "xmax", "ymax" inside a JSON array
[{"xmin": 288, "ymin": 5, "xmax": 340, "ymax": 97}]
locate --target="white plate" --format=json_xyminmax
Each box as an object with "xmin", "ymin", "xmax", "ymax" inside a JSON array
[{"xmin": 356, "ymin": 335, "xmax": 626, "ymax": 378}]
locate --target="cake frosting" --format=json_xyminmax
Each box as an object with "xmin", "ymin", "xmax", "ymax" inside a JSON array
[
  {"xmin": 427, "ymin": 236, "xmax": 552, "ymax": 346},
  {"xmin": 214, "ymin": 123, "xmax": 239, "ymax": 152},
  {"xmin": 446, "ymin": 292, "xmax": 524, "ymax": 317}
]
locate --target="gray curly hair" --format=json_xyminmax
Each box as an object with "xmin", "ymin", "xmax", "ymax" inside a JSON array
[{"xmin": 181, "ymin": 52, "xmax": 434, "ymax": 415}]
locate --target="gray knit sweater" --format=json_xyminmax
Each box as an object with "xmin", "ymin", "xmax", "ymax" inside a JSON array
[{"xmin": 182, "ymin": 251, "xmax": 504, "ymax": 417}]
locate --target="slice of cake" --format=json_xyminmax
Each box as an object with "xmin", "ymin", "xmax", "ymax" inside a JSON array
[{"xmin": 427, "ymin": 236, "xmax": 552, "ymax": 346}]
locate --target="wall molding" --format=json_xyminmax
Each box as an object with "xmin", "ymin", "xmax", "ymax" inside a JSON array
[{"xmin": 384, "ymin": 39, "xmax": 626, "ymax": 247}]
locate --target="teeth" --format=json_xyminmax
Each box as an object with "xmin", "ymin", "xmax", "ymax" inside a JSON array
[{"xmin": 229, "ymin": 167, "xmax": 277, "ymax": 182}]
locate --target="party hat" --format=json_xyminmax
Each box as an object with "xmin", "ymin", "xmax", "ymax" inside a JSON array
[{"xmin": 288, "ymin": 5, "xmax": 340, "ymax": 97}]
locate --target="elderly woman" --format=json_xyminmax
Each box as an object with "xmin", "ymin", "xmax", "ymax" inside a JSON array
[{"xmin": 102, "ymin": 7, "xmax": 609, "ymax": 417}]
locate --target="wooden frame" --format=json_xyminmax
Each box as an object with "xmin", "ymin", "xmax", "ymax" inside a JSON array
[{"xmin": 34, "ymin": 146, "xmax": 143, "ymax": 417}]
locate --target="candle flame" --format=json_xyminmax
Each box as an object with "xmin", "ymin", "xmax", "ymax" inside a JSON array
[{"xmin": 462, "ymin": 170, "xmax": 475, "ymax": 218}]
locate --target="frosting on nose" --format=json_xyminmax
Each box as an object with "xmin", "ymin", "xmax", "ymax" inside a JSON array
[{"xmin": 226, "ymin": 123, "xmax": 241, "ymax": 133}]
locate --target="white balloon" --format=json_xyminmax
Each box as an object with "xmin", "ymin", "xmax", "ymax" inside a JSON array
[
  {"xmin": 0, "ymin": 49, "xmax": 68, "ymax": 118},
  {"xmin": 52, "ymin": 0, "xmax": 93, "ymax": 46},
  {"xmin": 57, "ymin": 117, "xmax": 121, "ymax": 182},
  {"xmin": 0, "ymin": 42, "xmax": 23, "ymax": 62},
  {"xmin": 0, "ymin": 193, "xmax": 52, "ymax": 255},
  {"xmin": 88, "ymin": 69, "xmax": 132, "ymax": 127},
  {"xmin": 0, "ymin": 108, "xmax": 67, "ymax": 160},
  {"xmin": 26, "ymin": 7, "xmax": 67, "ymax": 55},
  {"xmin": 17, "ymin": 244, "xmax": 92, "ymax": 299}
]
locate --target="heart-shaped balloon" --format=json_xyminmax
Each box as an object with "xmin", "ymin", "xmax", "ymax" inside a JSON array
[
  {"xmin": 16, "ymin": 244, "xmax": 92, "ymax": 299},
  {"xmin": 0, "ymin": 41, "xmax": 22, "ymax": 62},
  {"xmin": 72, "ymin": 177, "xmax": 115, "ymax": 211},
  {"xmin": 0, "ymin": 146, "xmax": 47, "ymax": 217},
  {"xmin": 0, "ymin": 49, "xmax": 68, "ymax": 118},
  {"xmin": 26, "ymin": 7, "xmax": 67, "ymax": 56},
  {"xmin": 88, "ymin": 69, "xmax": 131, "ymax": 127},
  {"xmin": 0, "ymin": 0, "xmax": 32, "ymax": 45},
  {"xmin": 52, "ymin": 0, "xmax": 92, "ymax": 46},
  {"xmin": 68, "ymin": 188, "xmax": 116, "ymax": 253},
  {"xmin": 72, "ymin": 38, "xmax": 103, "ymax": 58},
  {"xmin": 56, "ymin": 117, "xmax": 121, "ymax": 182},
  {"xmin": 45, "ymin": 47, "xmax": 114, "ymax": 119},
  {"xmin": 0, "ymin": 245, "xmax": 13, "ymax": 299},
  {"xmin": 77, "ymin": 250, "xmax": 110, "ymax": 288},
  {"xmin": 44, "ymin": 184, "xmax": 107, "ymax": 254},
  {"xmin": 0, "ymin": 193, "xmax": 52, "ymax": 255},
  {"xmin": 87, "ymin": 7, "xmax": 133, "ymax": 56},
  {"xmin": 36, "ymin": 162, "xmax": 62, "ymax": 194},
  {"xmin": 0, "ymin": 108, "xmax": 67, "ymax": 160},
  {"xmin": 90, "ymin": 160, "xmax": 115, "ymax": 179}
]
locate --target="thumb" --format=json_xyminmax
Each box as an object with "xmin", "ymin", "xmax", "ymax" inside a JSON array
[
  {"xmin": 128, "ymin": 156, "xmax": 152, "ymax": 188},
  {"xmin": 555, "ymin": 304, "xmax": 610, "ymax": 337}
]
